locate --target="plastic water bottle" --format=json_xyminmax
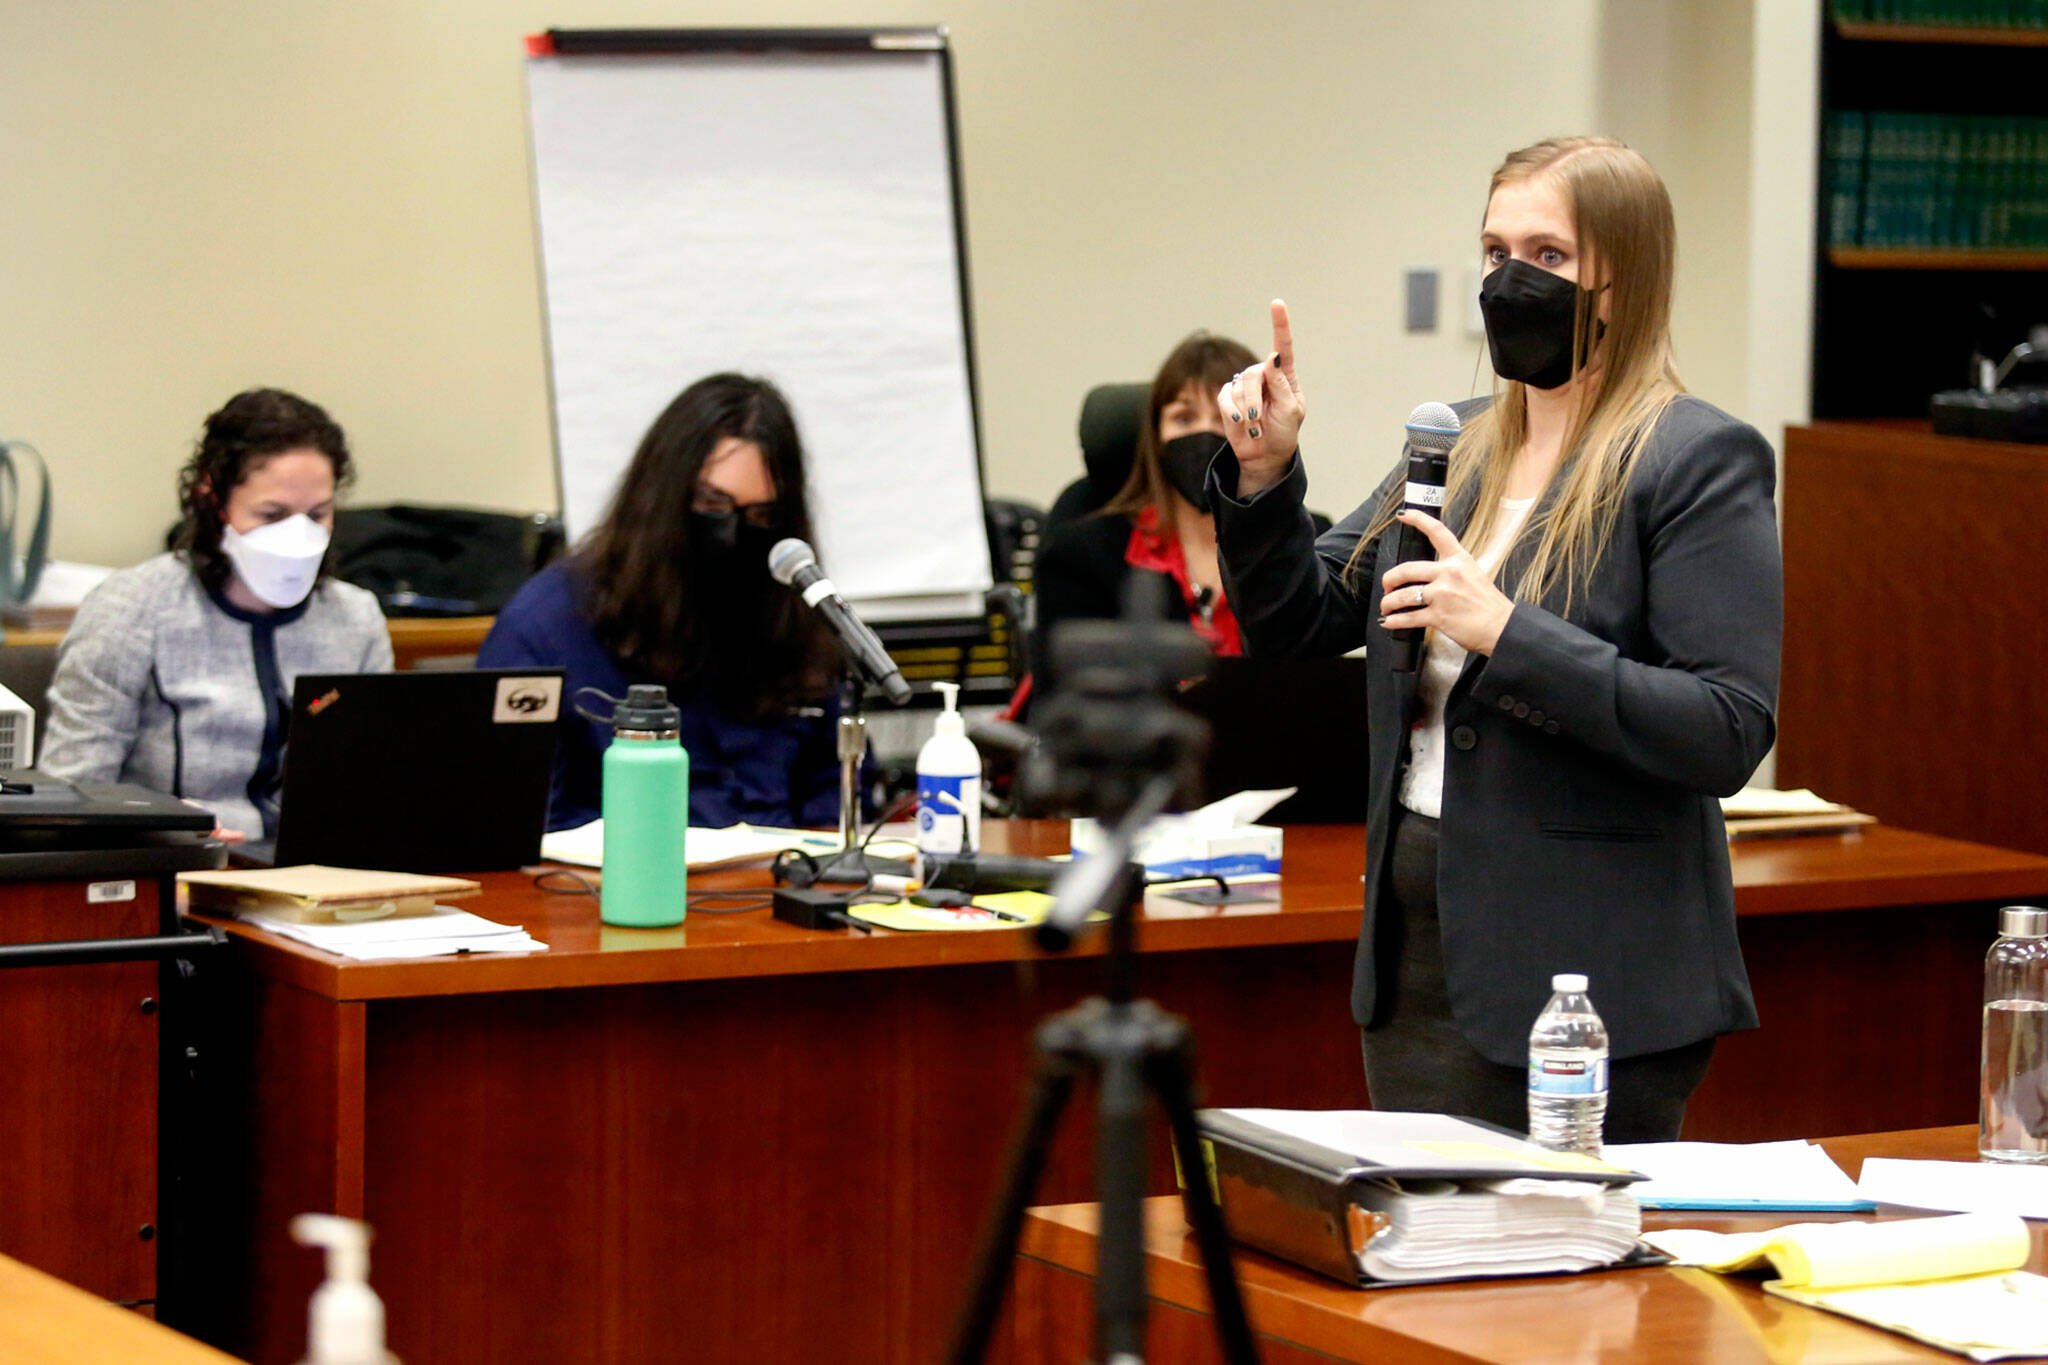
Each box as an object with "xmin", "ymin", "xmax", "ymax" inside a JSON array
[
  {"xmin": 915, "ymin": 680, "xmax": 980, "ymax": 876},
  {"xmin": 1527, "ymin": 973, "xmax": 1609, "ymax": 1155},
  {"xmin": 1981, "ymin": 905, "xmax": 2048, "ymax": 1162},
  {"xmin": 599, "ymin": 684, "xmax": 689, "ymax": 929}
]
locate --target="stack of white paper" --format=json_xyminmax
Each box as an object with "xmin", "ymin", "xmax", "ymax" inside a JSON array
[
  {"xmin": 1603, "ymin": 1139, "xmax": 1873, "ymax": 1210},
  {"xmin": 242, "ymin": 906, "xmax": 546, "ymax": 960},
  {"xmin": 1355, "ymin": 1178, "xmax": 1643, "ymax": 1281},
  {"xmin": 1858, "ymin": 1158, "xmax": 2048, "ymax": 1219},
  {"xmin": 540, "ymin": 820, "xmax": 843, "ymax": 871}
]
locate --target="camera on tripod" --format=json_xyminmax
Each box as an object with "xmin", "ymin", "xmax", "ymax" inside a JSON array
[{"xmin": 999, "ymin": 574, "xmax": 1213, "ymax": 824}]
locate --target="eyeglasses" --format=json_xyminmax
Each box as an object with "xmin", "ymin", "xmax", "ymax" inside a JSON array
[{"xmin": 691, "ymin": 487, "xmax": 779, "ymax": 529}]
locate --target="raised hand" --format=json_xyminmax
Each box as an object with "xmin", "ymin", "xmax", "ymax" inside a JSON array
[{"xmin": 1216, "ymin": 299, "xmax": 1306, "ymax": 498}]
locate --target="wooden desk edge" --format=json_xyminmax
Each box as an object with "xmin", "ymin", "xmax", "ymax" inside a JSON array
[
  {"xmin": 196, "ymin": 901, "xmax": 1366, "ymax": 1002},
  {"xmin": 191, "ymin": 824, "xmax": 2048, "ymax": 1003},
  {"xmin": 1016, "ymin": 1126, "xmax": 1982, "ymax": 1360}
]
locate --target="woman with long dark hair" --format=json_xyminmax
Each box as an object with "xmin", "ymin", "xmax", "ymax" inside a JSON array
[
  {"xmin": 1211, "ymin": 137, "xmax": 1782, "ymax": 1140},
  {"xmin": 42, "ymin": 388, "xmax": 392, "ymax": 839},
  {"xmin": 479, "ymin": 372, "xmax": 838, "ymax": 830}
]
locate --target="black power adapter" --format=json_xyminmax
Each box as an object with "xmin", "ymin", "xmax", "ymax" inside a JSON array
[{"xmin": 771, "ymin": 886, "xmax": 871, "ymax": 934}]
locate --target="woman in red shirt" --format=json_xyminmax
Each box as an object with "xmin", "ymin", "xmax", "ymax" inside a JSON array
[{"xmin": 1032, "ymin": 332, "xmax": 1256, "ymax": 671}]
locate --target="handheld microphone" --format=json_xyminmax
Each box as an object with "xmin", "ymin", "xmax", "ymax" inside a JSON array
[
  {"xmin": 1387, "ymin": 402, "xmax": 1462, "ymax": 673},
  {"xmin": 918, "ymin": 851, "xmax": 1064, "ymax": 896},
  {"xmin": 766, "ymin": 539, "xmax": 914, "ymax": 706}
]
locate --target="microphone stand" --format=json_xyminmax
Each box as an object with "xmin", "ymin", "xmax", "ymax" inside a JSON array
[
  {"xmin": 813, "ymin": 665, "xmax": 911, "ymax": 885},
  {"xmin": 836, "ymin": 666, "xmax": 866, "ymax": 860}
]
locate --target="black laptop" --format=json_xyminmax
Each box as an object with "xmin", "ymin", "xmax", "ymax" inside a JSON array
[
  {"xmin": 250, "ymin": 669, "xmax": 565, "ymax": 873},
  {"xmin": 0, "ymin": 772, "xmax": 217, "ymax": 831},
  {"xmin": 1179, "ymin": 657, "xmax": 1371, "ymax": 824}
]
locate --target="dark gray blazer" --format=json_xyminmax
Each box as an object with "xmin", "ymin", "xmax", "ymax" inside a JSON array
[{"xmin": 1210, "ymin": 395, "xmax": 1780, "ymax": 1065}]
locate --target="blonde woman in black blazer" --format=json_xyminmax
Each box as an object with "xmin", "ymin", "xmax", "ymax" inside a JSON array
[{"xmin": 1208, "ymin": 137, "xmax": 1782, "ymax": 1141}]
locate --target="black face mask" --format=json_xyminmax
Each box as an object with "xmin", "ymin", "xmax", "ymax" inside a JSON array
[
  {"xmin": 1478, "ymin": 259, "xmax": 1602, "ymax": 390},
  {"xmin": 688, "ymin": 513, "xmax": 784, "ymax": 613},
  {"xmin": 1156, "ymin": 432, "xmax": 1225, "ymax": 513},
  {"xmin": 690, "ymin": 510, "xmax": 780, "ymax": 560}
]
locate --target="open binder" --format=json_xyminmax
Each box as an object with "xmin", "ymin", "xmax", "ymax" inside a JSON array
[{"xmin": 1187, "ymin": 1109, "xmax": 1663, "ymax": 1287}]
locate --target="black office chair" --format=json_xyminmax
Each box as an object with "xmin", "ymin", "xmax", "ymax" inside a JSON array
[
  {"xmin": 1043, "ymin": 383, "xmax": 1148, "ymax": 534},
  {"xmin": 1044, "ymin": 381, "xmax": 1333, "ymax": 537}
]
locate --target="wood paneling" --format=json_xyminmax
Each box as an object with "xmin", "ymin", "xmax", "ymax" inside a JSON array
[
  {"xmin": 206, "ymin": 822, "xmax": 2048, "ymax": 1363},
  {"xmin": 1781, "ymin": 421, "xmax": 2048, "ymax": 858},
  {"xmin": 0, "ymin": 880, "xmax": 161, "ymax": 1303},
  {"xmin": 212, "ymin": 978, "xmax": 366, "ymax": 1363}
]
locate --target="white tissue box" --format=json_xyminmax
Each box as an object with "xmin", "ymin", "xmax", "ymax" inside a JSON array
[{"xmin": 1069, "ymin": 816, "xmax": 1284, "ymax": 880}]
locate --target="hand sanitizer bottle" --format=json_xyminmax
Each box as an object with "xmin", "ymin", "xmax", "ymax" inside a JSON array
[
  {"xmin": 292, "ymin": 1213, "xmax": 398, "ymax": 1365},
  {"xmin": 916, "ymin": 681, "xmax": 980, "ymax": 875}
]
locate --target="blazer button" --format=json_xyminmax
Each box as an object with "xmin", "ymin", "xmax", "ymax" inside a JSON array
[
  {"xmin": 1544, "ymin": 720, "xmax": 1560, "ymax": 734},
  {"xmin": 1497, "ymin": 695, "xmax": 1516, "ymax": 711},
  {"xmin": 1528, "ymin": 709, "xmax": 1545, "ymax": 726},
  {"xmin": 1451, "ymin": 725, "xmax": 1477, "ymax": 751},
  {"xmin": 1513, "ymin": 702, "xmax": 1530, "ymax": 719}
]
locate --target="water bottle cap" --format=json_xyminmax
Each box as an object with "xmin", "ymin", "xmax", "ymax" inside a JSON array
[
  {"xmin": 2001, "ymin": 906, "xmax": 2048, "ymax": 939},
  {"xmin": 1551, "ymin": 972, "xmax": 1588, "ymax": 993},
  {"xmin": 614, "ymin": 684, "xmax": 681, "ymax": 733}
]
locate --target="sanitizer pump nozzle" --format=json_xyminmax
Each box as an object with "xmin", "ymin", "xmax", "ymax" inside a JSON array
[{"xmin": 292, "ymin": 1213, "xmax": 398, "ymax": 1365}]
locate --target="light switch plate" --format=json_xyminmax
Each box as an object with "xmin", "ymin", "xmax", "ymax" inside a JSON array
[{"xmin": 1404, "ymin": 268, "xmax": 1438, "ymax": 333}]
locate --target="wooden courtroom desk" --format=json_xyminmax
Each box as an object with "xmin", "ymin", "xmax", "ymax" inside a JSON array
[
  {"xmin": 1011, "ymin": 1126, "xmax": 2012, "ymax": 1363},
  {"xmin": 197, "ymin": 822, "xmax": 2048, "ymax": 1364},
  {"xmin": 0, "ymin": 1252, "xmax": 241, "ymax": 1364}
]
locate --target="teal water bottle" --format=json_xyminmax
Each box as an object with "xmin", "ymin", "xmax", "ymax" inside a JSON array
[{"xmin": 599, "ymin": 684, "xmax": 689, "ymax": 928}]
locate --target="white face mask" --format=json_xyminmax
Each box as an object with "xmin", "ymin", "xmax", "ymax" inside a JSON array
[{"xmin": 220, "ymin": 513, "xmax": 331, "ymax": 609}]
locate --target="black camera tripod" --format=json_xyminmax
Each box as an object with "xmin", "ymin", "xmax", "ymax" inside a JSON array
[{"xmin": 946, "ymin": 587, "xmax": 1261, "ymax": 1365}]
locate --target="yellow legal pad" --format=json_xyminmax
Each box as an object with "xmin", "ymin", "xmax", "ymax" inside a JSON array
[
  {"xmin": 846, "ymin": 892, "xmax": 1056, "ymax": 933},
  {"xmin": 1646, "ymin": 1214, "xmax": 2048, "ymax": 1360}
]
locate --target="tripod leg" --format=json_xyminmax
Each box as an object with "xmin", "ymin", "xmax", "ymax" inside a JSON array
[
  {"xmin": 1152, "ymin": 1047, "xmax": 1262, "ymax": 1365},
  {"xmin": 946, "ymin": 1057, "xmax": 1079, "ymax": 1365},
  {"xmin": 1094, "ymin": 1022, "xmax": 1151, "ymax": 1363}
]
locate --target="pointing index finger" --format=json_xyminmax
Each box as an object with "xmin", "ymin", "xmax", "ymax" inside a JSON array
[
  {"xmin": 1400, "ymin": 509, "xmax": 1462, "ymax": 557},
  {"xmin": 1270, "ymin": 299, "xmax": 1296, "ymax": 384}
]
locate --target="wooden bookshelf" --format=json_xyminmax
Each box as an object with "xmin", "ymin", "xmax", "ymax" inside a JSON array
[
  {"xmin": 1812, "ymin": 16, "xmax": 2048, "ymax": 418},
  {"xmin": 1829, "ymin": 245, "xmax": 2048, "ymax": 269},
  {"xmin": 1835, "ymin": 21, "xmax": 2048, "ymax": 48}
]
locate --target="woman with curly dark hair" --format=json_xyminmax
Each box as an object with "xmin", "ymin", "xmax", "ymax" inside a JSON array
[
  {"xmin": 478, "ymin": 372, "xmax": 840, "ymax": 831},
  {"xmin": 41, "ymin": 388, "xmax": 391, "ymax": 839}
]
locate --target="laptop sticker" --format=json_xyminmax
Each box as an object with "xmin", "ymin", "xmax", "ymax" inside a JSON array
[{"xmin": 493, "ymin": 675, "xmax": 563, "ymax": 724}]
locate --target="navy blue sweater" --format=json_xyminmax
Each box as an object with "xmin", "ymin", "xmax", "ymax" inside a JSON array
[{"xmin": 477, "ymin": 562, "xmax": 843, "ymax": 832}]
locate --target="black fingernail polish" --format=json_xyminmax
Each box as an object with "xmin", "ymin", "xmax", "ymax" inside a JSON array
[
  {"xmin": 1231, "ymin": 412, "xmax": 1241, "ymax": 422},
  {"xmin": 1271, "ymin": 353, "xmax": 1280, "ymax": 365},
  {"xmin": 1249, "ymin": 407, "xmax": 1259, "ymax": 420},
  {"xmin": 1249, "ymin": 426, "xmax": 1260, "ymax": 438}
]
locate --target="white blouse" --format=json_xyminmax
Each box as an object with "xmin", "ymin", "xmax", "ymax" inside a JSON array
[{"xmin": 1397, "ymin": 495, "xmax": 1536, "ymax": 820}]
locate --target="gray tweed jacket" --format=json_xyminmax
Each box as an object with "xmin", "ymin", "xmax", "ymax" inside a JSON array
[{"xmin": 40, "ymin": 553, "xmax": 391, "ymax": 837}]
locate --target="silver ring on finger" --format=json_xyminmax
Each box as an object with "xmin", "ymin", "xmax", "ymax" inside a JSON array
[{"xmin": 1414, "ymin": 586, "xmax": 1426, "ymax": 608}]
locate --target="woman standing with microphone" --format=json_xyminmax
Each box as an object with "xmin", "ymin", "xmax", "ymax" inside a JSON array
[{"xmin": 1209, "ymin": 137, "xmax": 1782, "ymax": 1141}]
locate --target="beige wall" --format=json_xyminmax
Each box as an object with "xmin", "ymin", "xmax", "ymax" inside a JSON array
[{"xmin": 0, "ymin": 1, "xmax": 1804, "ymax": 570}]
